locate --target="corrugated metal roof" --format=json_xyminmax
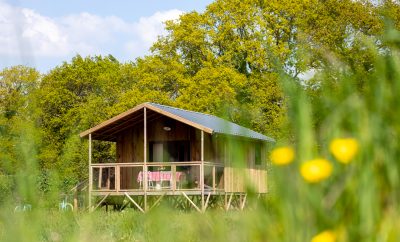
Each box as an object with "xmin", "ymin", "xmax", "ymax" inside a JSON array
[{"xmin": 148, "ymin": 103, "xmax": 275, "ymax": 142}]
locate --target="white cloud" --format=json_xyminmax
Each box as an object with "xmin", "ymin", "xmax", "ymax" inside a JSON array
[
  {"xmin": 124, "ymin": 9, "xmax": 183, "ymax": 56},
  {"xmin": 0, "ymin": 2, "xmax": 183, "ymax": 65},
  {"xmin": 134, "ymin": 9, "xmax": 182, "ymax": 44},
  {"xmin": 0, "ymin": 2, "xmax": 69, "ymax": 57}
]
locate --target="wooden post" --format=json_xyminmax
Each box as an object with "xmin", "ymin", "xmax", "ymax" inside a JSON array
[
  {"xmin": 226, "ymin": 193, "xmax": 233, "ymax": 211},
  {"xmin": 172, "ymin": 165, "xmax": 176, "ymax": 191},
  {"xmin": 203, "ymin": 193, "xmax": 211, "ymax": 212},
  {"xmin": 201, "ymin": 130, "xmax": 204, "ymax": 211},
  {"xmin": 201, "ymin": 130, "xmax": 204, "ymax": 161},
  {"xmin": 212, "ymin": 165, "xmax": 216, "ymax": 191},
  {"xmin": 93, "ymin": 193, "xmax": 110, "ymax": 211},
  {"xmin": 144, "ymin": 107, "xmax": 147, "ymax": 211},
  {"xmin": 149, "ymin": 194, "xmax": 166, "ymax": 210},
  {"xmin": 116, "ymin": 165, "xmax": 120, "ymax": 192},
  {"xmin": 125, "ymin": 193, "xmax": 145, "ymax": 213},
  {"xmin": 88, "ymin": 133, "xmax": 92, "ymax": 211},
  {"xmin": 98, "ymin": 167, "xmax": 102, "ymax": 189},
  {"xmin": 240, "ymin": 193, "xmax": 247, "ymax": 210},
  {"xmin": 107, "ymin": 168, "xmax": 111, "ymax": 189},
  {"xmin": 73, "ymin": 188, "xmax": 78, "ymax": 212},
  {"xmin": 182, "ymin": 192, "xmax": 201, "ymax": 212},
  {"xmin": 224, "ymin": 193, "xmax": 227, "ymax": 209}
]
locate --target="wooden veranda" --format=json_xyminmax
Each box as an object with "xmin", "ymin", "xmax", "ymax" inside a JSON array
[{"xmin": 80, "ymin": 103, "xmax": 273, "ymax": 212}]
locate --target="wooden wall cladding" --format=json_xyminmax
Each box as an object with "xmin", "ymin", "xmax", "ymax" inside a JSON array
[
  {"xmin": 114, "ymin": 114, "xmax": 268, "ymax": 193},
  {"xmin": 116, "ymin": 115, "xmax": 203, "ymax": 163},
  {"xmin": 116, "ymin": 125, "xmax": 144, "ymax": 163},
  {"xmin": 223, "ymin": 138, "xmax": 268, "ymax": 193}
]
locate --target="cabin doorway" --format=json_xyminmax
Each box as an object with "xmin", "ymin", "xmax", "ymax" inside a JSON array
[{"xmin": 149, "ymin": 141, "xmax": 191, "ymax": 162}]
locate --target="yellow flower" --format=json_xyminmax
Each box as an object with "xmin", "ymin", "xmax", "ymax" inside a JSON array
[
  {"xmin": 311, "ymin": 230, "xmax": 336, "ymax": 242},
  {"xmin": 270, "ymin": 147, "xmax": 295, "ymax": 165},
  {"xmin": 300, "ymin": 159, "xmax": 333, "ymax": 183},
  {"xmin": 329, "ymin": 138, "xmax": 359, "ymax": 164}
]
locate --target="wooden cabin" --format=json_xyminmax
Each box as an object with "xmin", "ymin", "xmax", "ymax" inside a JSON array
[{"xmin": 80, "ymin": 102, "xmax": 275, "ymax": 212}]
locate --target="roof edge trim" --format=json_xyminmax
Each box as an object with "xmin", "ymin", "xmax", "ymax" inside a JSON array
[
  {"xmin": 79, "ymin": 103, "xmax": 214, "ymax": 138},
  {"xmin": 146, "ymin": 103, "xmax": 213, "ymax": 134},
  {"xmin": 79, "ymin": 103, "xmax": 146, "ymax": 138}
]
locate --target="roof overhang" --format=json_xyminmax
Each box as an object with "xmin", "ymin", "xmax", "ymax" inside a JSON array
[{"xmin": 79, "ymin": 103, "xmax": 213, "ymax": 141}]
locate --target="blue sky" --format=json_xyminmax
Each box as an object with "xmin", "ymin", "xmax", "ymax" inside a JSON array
[{"xmin": 0, "ymin": 0, "xmax": 213, "ymax": 73}]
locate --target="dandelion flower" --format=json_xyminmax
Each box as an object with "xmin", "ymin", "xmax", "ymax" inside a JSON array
[
  {"xmin": 311, "ymin": 230, "xmax": 336, "ymax": 242},
  {"xmin": 330, "ymin": 138, "xmax": 358, "ymax": 164},
  {"xmin": 270, "ymin": 147, "xmax": 295, "ymax": 165},
  {"xmin": 300, "ymin": 159, "xmax": 333, "ymax": 183}
]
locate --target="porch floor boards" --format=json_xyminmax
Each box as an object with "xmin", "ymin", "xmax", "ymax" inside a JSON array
[{"xmin": 91, "ymin": 190, "xmax": 226, "ymax": 196}]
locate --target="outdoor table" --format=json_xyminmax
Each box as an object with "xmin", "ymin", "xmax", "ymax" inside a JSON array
[{"xmin": 137, "ymin": 171, "xmax": 183, "ymax": 189}]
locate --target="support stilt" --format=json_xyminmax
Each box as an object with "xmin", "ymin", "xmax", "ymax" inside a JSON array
[
  {"xmin": 240, "ymin": 194, "xmax": 247, "ymax": 210},
  {"xmin": 125, "ymin": 193, "xmax": 145, "ymax": 213},
  {"xmin": 203, "ymin": 193, "xmax": 211, "ymax": 212},
  {"xmin": 149, "ymin": 193, "xmax": 166, "ymax": 210},
  {"xmin": 181, "ymin": 192, "xmax": 201, "ymax": 212},
  {"xmin": 225, "ymin": 193, "xmax": 233, "ymax": 211},
  {"xmin": 120, "ymin": 200, "xmax": 129, "ymax": 211},
  {"xmin": 93, "ymin": 193, "xmax": 110, "ymax": 211}
]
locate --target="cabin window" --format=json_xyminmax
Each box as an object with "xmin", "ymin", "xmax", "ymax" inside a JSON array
[
  {"xmin": 255, "ymin": 143, "xmax": 262, "ymax": 166},
  {"xmin": 153, "ymin": 143, "xmax": 164, "ymax": 162},
  {"xmin": 149, "ymin": 141, "xmax": 190, "ymax": 162}
]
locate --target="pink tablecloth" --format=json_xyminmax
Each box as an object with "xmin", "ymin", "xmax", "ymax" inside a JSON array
[{"xmin": 137, "ymin": 171, "xmax": 183, "ymax": 183}]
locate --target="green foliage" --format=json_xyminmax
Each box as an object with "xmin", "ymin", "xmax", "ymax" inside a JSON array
[
  {"xmin": 176, "ymin": 66, "xmax": 245, "ymax": 115},
  {"xmin": 0, "ymin": 66, "xmax": 41, "ymax": 201},
  {"xmin": 6, "ymin": 0, "xmax": 392, "ymax": 194},
  {"xmin": 0, "ymin": 174, "xmax": 13, "ymax": 204},
  {"xmin": 0, "ymin": 65, "xmax": 39, "ymax": 119},
  {"xmin": 36, "ymin": 55, "xmax": 137, "ymax": 190},
  {"xmin": 146, "ymin": 0, "xmax": 400, "ymax": 139},
  {"xmin": 1, "ymin": 1, "xmax": 400, "ymax": 241},
  {"xmin": 265, "ymin": 27, "xmax": 400, "ymax": 242}
]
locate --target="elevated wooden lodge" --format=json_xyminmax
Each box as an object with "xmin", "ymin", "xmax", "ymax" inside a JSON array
[{"xmin": 80, "ymin": 103, "xmax": 275, "ymax": 212}]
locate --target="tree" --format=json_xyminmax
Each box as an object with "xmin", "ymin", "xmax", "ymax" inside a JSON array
[
  {"xmin": 0, "ymin": 66, "xmax": 41, "ymax": 201},
  {"xmin": 0, "ymin": 65, "xmax": 39, "ymax": 119},
  {"xmin": 36, "ymin": 55, "xmax": 137, "ymax": 190},
  {"xmin": 142, "ymin": 0, "xmax": 400, "ymax": 139}
]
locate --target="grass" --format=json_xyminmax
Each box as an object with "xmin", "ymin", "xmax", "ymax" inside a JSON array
[{"xmin": 0, "ymin": 207, "xmax": 275, "ymax": 242}]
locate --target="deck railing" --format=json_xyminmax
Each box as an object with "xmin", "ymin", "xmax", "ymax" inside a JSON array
[{"xmin": 90, "ymin": 162, "xmax": 224, "ymax": 193}]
